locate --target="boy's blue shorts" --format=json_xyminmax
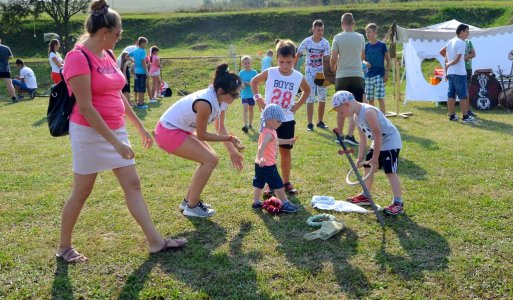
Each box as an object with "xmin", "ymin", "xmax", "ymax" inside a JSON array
[{"xmin": 447, "ymin": 74, "xmax": 467, "ymax": 99}]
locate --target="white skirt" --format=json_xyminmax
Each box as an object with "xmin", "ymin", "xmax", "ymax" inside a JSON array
[{"xmin": 69, "ymin": 122, "xmax": 135, "ymax": 175}]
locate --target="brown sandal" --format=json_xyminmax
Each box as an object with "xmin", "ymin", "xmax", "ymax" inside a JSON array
[
  {"xmin": 151, "ymin": 238, "xmax": 187, "ymax": 254},
  {"xmin": 56, "ymin": 247, "xmax": 88, "ymax": 263}
]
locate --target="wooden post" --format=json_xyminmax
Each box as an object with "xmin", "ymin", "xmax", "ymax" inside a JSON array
[{"xmin": 386, "ymin": 23, "xmax": 413, "ymax": 119}]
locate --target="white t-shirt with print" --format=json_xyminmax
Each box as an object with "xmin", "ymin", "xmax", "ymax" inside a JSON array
[
  {"xmin": 297, "ymin": 36, "xmax": 330, "ymax": 75},
  {"xmin": 264, "ymin": 67, "xmax": 303, "ymax": 122}
]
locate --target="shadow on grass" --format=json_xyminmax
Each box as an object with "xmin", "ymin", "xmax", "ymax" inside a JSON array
[
  {"xmin": 256, "ymin": 205, "xmax": 371, "ymax": 298},
  {"xmin": 416, "ymin": 105, "xmax": 513, "ymax": 136},
  {"xmin": 51, "ymin": 258, "xmax": 73, "ymax": 300},
  {"xmin": 118, "ymin": 219, "xmax": 269, "ymax": 299},
  {"xmin": 399, "ymin": 131, "xmax": 440, "ymax": 151},
  {"xmin": 378, "ymin": 214, "xmax": 450, "ymax": 280},
  {"xmin": 400, "ymin": 158, "xmax": 428, "ymax": 180},
  {"xmin": 133, "ymin": 107, "xmax": 148, "ymax": 120},
  {"xmin": 33, "ymin": 116, "xmax": 47, "ymax": 127}
]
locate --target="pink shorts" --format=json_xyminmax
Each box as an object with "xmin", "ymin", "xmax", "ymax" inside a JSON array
[{"xmin": 154, "ymin": 122, "xmax": 192, "ymax": 154}]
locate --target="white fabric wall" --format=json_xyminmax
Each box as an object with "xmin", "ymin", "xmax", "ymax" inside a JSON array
[{"xmin": 401, "ymin": 25, "xmax": 513, "ymax": 102}]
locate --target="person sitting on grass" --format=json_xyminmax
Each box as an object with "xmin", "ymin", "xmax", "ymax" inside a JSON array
[
  {"xmin": 12, "ymin": 59, "xmax": 37, "ymax": 100},
  {"xmin": 252, "ymin": 104, "xmax": 299, "ymax": 213},
  {"xmin": 331, "ymin": 90, "xmax": 405, "ymax": 215}
]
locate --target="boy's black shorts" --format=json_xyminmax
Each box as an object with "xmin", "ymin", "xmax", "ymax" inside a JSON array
[
  {"xmin": 363, "ymin": 148, "xmax": 400, "ymax": 174},
  {"xmin": 276, "ymin": 120, "xmax": 295, "ymax": 149}
]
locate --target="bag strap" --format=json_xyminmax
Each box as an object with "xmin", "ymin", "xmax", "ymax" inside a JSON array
[{"xmin": 58, "ymin": 48, "xmax": 93, "ymax": 82}]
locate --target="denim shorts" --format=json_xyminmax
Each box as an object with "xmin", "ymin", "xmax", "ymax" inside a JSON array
[
  {"xmin": 133, "ymin": 73, "xmax": 147, "ymax": 93},
  {"xmin": 447, "ymin": 74, "xmax": 467, "ymax": 99}
]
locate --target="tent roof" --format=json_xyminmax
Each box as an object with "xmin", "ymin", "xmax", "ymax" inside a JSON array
[
  {"xmin": 396, "ymin": 20, "xmax": 513, "ymax": 43},
  {"xmin": 421, "ymin": 19, "xmax": 480, "ymax": 31}
]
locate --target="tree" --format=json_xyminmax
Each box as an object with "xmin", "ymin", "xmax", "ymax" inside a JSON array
[
  {"xmin": 0, "ymin": 0, "xmax": 33, "ymax": 34},
  {"xmin": 32, "ymin": 0, "xmax": 90, "ymax": 53}
]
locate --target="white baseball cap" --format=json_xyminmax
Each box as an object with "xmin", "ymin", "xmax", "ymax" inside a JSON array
[{"xmin": 331, "ymin": 90, "xmax": 355, "ymax": 110}]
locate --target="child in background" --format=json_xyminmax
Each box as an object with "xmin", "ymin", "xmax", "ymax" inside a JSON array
[
  {"xmin": 129, "ymin": 36, "xmax": 149, "ymax": 109},
  {"xmin": 239, "ymin": 55, "xmax": 258, "ymax": 133},
  {"xmin": 297, "ymin": 19, "xmax": 331, "ymax": 131},
  {"xmin": 149, "ymin": 46, "xmax": 162, "ymax": 103},
  {"xmin": 120, "ymin": 52, "xmax": 134, "ymax": 106},
  {"xmin": 363, "ymin": 23, "xmax": 390, "ymax": 114},
  {"xmin": 331, "ymin": 91, "xmax": 404, "ymax": 215},
  {"xmin": 260, "ymin": 49, "xmax": 273, "ymax": 72},
  {"xmin": 252, "ymin": 104, "xmax": 299, "ymax": 213},
  {"xmin": 251, "ymin": 39, "xmax": 311, "ymax": 196}
]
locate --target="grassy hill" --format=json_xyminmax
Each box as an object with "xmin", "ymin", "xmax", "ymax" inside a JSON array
[{"xmin": 1, "ymin": 1, "xmax": 512, "ymax": 58}]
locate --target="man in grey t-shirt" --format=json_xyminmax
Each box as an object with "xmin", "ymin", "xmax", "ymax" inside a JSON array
[
  {"xmin": 330, "ymin": 13, "xmax": 365, "ymax": 146},
  {"xmin": 0, "ymin": 39, "xmax": 17, "ymax": 103}
]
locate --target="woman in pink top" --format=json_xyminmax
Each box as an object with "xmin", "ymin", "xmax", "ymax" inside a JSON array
[
  {"xmin": 56, "ymin": 0, "xmax": 186, "ymax": 263},
  {"xmin": 149, "ymin": 46, "xmax": 162, "ymax": 102},
  {"xmin": 252, "ymin": 104, "xmax": 299, "ymax": 213}
]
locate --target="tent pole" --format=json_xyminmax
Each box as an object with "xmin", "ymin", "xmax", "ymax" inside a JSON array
[{"xmin": 386, "ymin": 22, "xmax": 413, "ymax": 119}]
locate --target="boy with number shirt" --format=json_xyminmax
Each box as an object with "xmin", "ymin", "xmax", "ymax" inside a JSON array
[
  {"xmin": 251, "ymin": 39, "xmax": 311, "ymax": 196},
  {"xmin": 297, "ymin": 19, "xmax": 331, "ymax": 131},
  {"xmin": 363, "ymin": 23, "xmax": 390, "ymax": 114},
  {"xmin": 331, "ymin": 90, "xmax": 404, "ymax": 215}
]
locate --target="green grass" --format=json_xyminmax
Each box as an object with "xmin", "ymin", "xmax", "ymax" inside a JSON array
[
  {"xmin": 1, "ymin": 62, "xmax": 513, "ymax": 298},
  {"xmin": 1, "ymin": 2, "xmax": 513, "ymax": 298}
]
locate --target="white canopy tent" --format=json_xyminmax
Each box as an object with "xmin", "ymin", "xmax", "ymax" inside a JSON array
[{"xmin": 397, "ymin": 19, "xmax": 513, "ymax": 102}]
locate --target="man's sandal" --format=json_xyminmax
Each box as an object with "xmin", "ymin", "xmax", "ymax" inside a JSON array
[
  {"xmin": 56, "ymin": 247, "xmax": 88, "ymax": 263},
  {"xmin": 150, "ymin": 238, "xmax": 187, "ymax": 254}
]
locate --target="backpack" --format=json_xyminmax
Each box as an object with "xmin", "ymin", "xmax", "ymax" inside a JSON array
[
  {"xmin": 47, "ymin": 49, "xmax": 115, "ymax": 137},
  {"xmin": 163, "ymin": 87, "xmax": 172, "ymax": 97}
]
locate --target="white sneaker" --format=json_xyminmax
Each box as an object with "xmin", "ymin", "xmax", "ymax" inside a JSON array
[
  {"xmin": 149, "ymin": 99, "xmax": 158, "ymax": 103},
  {"xmin": 183, "ymin": 202, "xmax": 216, "ymax": 218},
  {"xmin": 179, "ymin": 199, "xmax": 212, "ymax": 211},
  {"xmin": 462, "ymin": 115, "xmax": 477, "ymax": 123}
]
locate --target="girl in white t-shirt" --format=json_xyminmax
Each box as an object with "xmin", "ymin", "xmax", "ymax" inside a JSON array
[
  {"xmin": 250, "ymin": 39, "xmax": 311, "ymax": 196},
  {"xmin": 154, "ymin": 63, "xmax": 244, "ymax": 218},
  {"xmin": 48, "ymin": 39, "xmax": 64, "ymax": 84}
]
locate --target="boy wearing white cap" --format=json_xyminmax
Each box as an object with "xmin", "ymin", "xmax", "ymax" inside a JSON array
[
  {"xmin": 252, "ymin": 104, "xmax": 299, "ymax": 213},
  {"xmin": 331, "ymin": 91, "xmax": 404, "ymax": 215}
]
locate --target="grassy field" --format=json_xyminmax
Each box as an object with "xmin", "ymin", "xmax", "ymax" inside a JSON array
[
  {"xmin": 1, "ymin": 64, "xmax": 513, "ymax": 298},
  {"xmin": 1, "ymin": 2, "xmax": 513, "ymax": 299}
]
